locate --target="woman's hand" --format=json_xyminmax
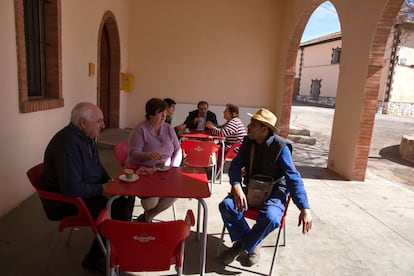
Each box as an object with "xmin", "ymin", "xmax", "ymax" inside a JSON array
[{"xmin": 205, "ymin": 121, "xmax": 214, "ymax": 129}]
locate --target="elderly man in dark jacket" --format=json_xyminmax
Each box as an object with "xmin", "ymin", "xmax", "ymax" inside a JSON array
[{"xmin": 42, "ymin": 102, "xmax": 134, "ymax": 274}]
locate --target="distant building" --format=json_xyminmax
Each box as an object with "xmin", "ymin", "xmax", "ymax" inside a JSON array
[
  {"xmin": 378, "ymin": 22, "xmax": 414, "ymax": 117},
  {"xmin": 295, "ymin": 27, "xmax": 414, "ymax": 117},
  {"xmin": 295, "ymin": 32, "xmax": 341, "ymax": 107}
]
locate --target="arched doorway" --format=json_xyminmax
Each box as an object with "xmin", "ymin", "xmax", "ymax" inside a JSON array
[
  {"xmin": 279, "ymin": 0, "xmax": 405, "ymax": 181},
  {"xmin": 98, "ymin": 11, "xmax": 121, "ymax": 128}
]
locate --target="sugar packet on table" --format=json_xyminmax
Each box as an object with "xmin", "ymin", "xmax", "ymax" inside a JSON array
[{"xmin": 136, "ymin": 166, "xmax": 156, "ymax": 176}]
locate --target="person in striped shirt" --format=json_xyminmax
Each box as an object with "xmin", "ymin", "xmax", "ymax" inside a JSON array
[{"xmin": 206, "ymin": 103, "xmax": 247, "ymax": 150}]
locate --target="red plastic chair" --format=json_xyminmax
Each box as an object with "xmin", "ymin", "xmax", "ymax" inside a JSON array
[
  {"xmin": 217, "ymin": 195, "xmax": 291, "ymax": 276},
  {"xmin": 215, "ymin": 141, "xmax": 242, "ymax": 179},
  {"xmin": 181, "ymin": 139, "xmax": 219, "ymax": 189},
  {"xmin": 113, "ymin": 141, "xmax": 129, "ymax": 166},
  {"xmin": 97, "ymin": 208, "xmax": 195, "ymax": 275},
  {"xmin": 27, "ymin": 163, "xmax": 106, "ymax": 275}
]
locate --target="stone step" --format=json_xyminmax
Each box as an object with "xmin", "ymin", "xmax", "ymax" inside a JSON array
[
  {"xmin": 288, "ymin": 126, "xmax": 316, "ymax": 145},
  {"xmin": 289, "ymin": 126, "xmax": 311, "ymax": 136},
  {"xmin": 288, "ymin": 134, "xmax": 317, "ymax": 145}
]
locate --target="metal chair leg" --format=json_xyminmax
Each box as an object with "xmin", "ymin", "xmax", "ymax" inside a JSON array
[
  {"xmin": 268, "ymin": 226, "xmax": 285, "ymax": 276},
  {"xmin": 196, "ymin": 201, "xmax": 201, "ymax": 240},
  {"xmin": 65, "ymin": 228, "xmax": 74, "ymax": 246},
  {"xmin": 172, "ymin": 203, "xmax": 177, "ymax": 220},
  {"xmin": 281, "ymin": 224, "xmax": 286, "ymax": 246},
  {"xmin": 216, "ymin": 224, "xmax": 226, "ymax": 256}
]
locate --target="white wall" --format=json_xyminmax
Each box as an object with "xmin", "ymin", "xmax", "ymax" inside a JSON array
[
  {"xmin": 123, "ymin": 0, "xmax": 283, "ymax": 128},
  {"xmin": 0, "ymin": 0, "xmax": 130, "ymax": 216},
  {"xmin": 378, "ymin": 28, "xmax": 414, "ymax": 105}
]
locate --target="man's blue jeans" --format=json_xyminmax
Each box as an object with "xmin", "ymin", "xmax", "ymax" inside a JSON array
[{"xmin": 219, "ymin": 195, "xmax": 285, "ymax": 254}]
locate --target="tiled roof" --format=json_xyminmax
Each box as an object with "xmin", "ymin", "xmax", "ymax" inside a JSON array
[{"xmin": 300, "ymin": 31, "xmax": 342, "ymax": 47}]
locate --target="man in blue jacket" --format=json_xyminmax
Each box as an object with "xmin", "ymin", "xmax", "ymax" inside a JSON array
[
  {"xmin": 219, "ymin": 108, "xmax": 313, "ymax": 267},
  {"xmin": 42, "ymin": 102, "xmax": 134, "ymax": 274}
]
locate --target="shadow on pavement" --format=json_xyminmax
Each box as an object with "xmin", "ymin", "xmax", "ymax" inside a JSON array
[
  {"xmin": 297, "ymin": 166, "xmax": 345, "ymax": 181},
  {"xmin": 182, "ymin": 232, "xmax": 240, "ymax": 275},
  {"xmin": 378, "ymin": 145, "xmax": 414, "ymax": 168}
]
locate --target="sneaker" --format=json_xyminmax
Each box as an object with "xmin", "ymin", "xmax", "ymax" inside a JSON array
[
  {"xmin": 219, "ymin": 240, "xmax": 244, "ymax": 265},
  {"xmin": 82, "ymin": 254, "xmax": 106, "ymax": 274},
  {"xmin": 238, "ymin": 246, "xmax": 261, "ymax": 267}
]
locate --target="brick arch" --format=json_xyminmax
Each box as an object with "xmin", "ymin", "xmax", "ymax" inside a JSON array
[
  {"xmin": 280, "ymin": 0, "xmax": 404, "ymax": 180},
  {"xmin": 278, "ymin": 1, "xmax": 326, "ymax": 138},
  {"xmin": 97, "ymin": 11, "xmax": 121, "ymax": 128},
  {"xmin": 351, "ymin": 0, "xmax": 405, "ymax": 180}
]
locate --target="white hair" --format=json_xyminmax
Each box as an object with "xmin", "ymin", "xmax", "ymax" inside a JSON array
[{"xmin": 70, "ymin": 102, "xmax": 94, "ymax": 126}]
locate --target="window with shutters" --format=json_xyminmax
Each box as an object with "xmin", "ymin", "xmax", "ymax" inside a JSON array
[
  {"xmin": 15, "ymin": 0, "xmax": 63, "ymax": 113},
  {"xmin": 331, "ymin": 47, "xmax": 341, "ymax": 64}
]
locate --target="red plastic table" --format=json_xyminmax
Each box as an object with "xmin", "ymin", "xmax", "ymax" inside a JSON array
[{"xmin": 105, "ymin": 166, "xmax": 211, "ymax": 275}]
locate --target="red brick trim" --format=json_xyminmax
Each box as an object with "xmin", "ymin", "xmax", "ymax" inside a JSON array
[{"xmin": 14, "ymin": 0, "xmax": 63, "ymax": 113}]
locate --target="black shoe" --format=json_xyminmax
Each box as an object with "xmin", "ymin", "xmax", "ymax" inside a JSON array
[
  {"xmin": 134, "ymin": 213, "xmax": 146, "ymax": 222},
  {"xmin": 238, "ymin": 246, "xmax": 261, "ymax": 267},
  {"xmin": 82, "ymin": 254, "xmax": 106, "ymax": 274},
  {"xmin": 219, "ymin": 240, "xmax": 244, "ymax": 265}
]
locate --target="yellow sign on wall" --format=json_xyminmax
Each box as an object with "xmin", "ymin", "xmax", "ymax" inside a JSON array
[{"xmin": 121, "ymin": 73, "xmax": 134, "ymax": 91}]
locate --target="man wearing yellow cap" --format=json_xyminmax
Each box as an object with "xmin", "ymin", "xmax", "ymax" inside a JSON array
[{"xmin": 219, "ymin": 108, "xmax": 313, "ymax": 267}]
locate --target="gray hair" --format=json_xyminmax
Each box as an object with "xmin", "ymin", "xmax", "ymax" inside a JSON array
[{"xmin": 70, "ymin": 102, "xmax": 94, "ymax": 125}]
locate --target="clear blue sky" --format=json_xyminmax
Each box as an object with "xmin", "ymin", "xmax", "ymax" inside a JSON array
[{"xmin": 301, "ymin": 1, "xmax": 341, "ymax": 42}]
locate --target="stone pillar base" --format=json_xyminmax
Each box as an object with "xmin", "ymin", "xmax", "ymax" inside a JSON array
[{"xmin": 399, "ymin": 135, "xmax": 414, "ymax": 163}]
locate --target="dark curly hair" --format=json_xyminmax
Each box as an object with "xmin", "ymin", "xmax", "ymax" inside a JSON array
[{"xmin": 145, "ymin": 98, "xmax": 168, "ymax": 120}]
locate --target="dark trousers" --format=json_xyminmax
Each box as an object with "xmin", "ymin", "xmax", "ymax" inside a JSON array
[{"xmin": 43, "ymin": 196, "xmax": 135, "ymax": 259}]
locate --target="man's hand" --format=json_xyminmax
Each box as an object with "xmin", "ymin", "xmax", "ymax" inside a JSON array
[
  {"xmin": 231, "ymin": 184, "xmax": 248, "ymax": 211},
  {"xmin": 177, "ymin": 124, "xmax": 186, "ymax": 131},
  {"xmin": 298, "ymin": 208, "xmax": 312, "ymax": 234}
]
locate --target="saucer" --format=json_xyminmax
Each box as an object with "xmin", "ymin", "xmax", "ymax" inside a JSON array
[
  {"xmin": 119, "ymin": 173, "xmax": 139, "ymax": 182},
  {"xmin": 156, "ymin": 166, "xmax": 170, "ymax": 172}
]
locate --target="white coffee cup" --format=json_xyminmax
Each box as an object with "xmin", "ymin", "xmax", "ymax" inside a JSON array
[{"xmin": 124, "ymin": 168, "xmax": 134, "ymax": 179}]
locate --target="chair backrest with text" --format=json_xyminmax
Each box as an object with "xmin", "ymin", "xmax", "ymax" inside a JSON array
[
  {"xmin": 113, "ymin": 141, "xmax": 129, "ymax": 166},
  {"xmin": 181, "ymin": 139, "xmax": 219, "ymax": 187},
  {"xmin": 224, "ymin": 141, "xmax": 241, "ymax": 161},
  {"xmin": 97, "ymin": 208, "xmax": 195, "ymax": 275},
  {"xmin": 181, "ymin": 139, "xmax": 219, "ymax": 168},
  {"xmin": 216, "ymin": 141, "xmax": 242, "ymax": 178}
]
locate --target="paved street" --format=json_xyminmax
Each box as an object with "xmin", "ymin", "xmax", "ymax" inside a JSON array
[{"xmin": 290, "ymin": 103, "xmax": 414, "ymax": 190}]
